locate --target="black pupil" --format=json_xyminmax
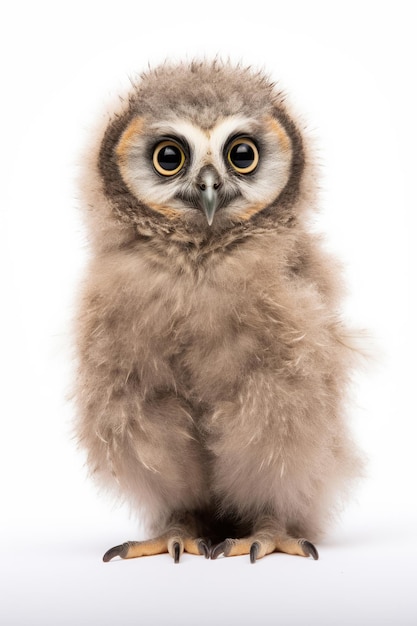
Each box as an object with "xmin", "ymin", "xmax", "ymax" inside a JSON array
[
  {"xmin": 230, "ymin": 143, "xmax": 255, "ymax": 169},
  {"xmin": 157, "ymin": 145, "xmax": 182, "ymax": 171}
]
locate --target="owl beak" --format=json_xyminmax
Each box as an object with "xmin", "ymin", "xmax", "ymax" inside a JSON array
[
  {"xmin": 197, "ymin": 167, "xmax": 221, "ymax": 226},
  {"xmin": 199, "ymin": 186, "xmax": 219, "ymax": 226}
]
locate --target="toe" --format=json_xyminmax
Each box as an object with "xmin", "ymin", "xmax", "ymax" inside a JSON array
[{"xmin": 211, "ymin": 537, "xmax": 271, "ymax": 560}]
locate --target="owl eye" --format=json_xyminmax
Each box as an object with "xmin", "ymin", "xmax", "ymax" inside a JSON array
[
  {"xmin": 153, "ymin": 140, "xmax": 186, "ymax": 176},
  {"xmin": 227, "ymin": 138, "xmax": 259, "ymax": 174}
]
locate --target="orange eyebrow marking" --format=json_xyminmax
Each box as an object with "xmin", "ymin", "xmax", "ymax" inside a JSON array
[
  {"xmin": 116, "ymin": 117, "xmax": 144, "ymax": 160},
  {"xmin": 266, "ymin": 116, "xmax": 291, "ymax": 152}
]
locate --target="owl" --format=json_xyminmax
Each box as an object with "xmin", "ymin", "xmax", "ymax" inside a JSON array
[{"xmin": 75, "ymin": 60, "xmax": 362, "ymax": 564}]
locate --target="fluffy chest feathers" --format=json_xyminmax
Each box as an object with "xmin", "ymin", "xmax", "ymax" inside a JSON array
[
  {"xmin": 84, "ymin": 228, "xmax": 332, "ymax": 415},
  {"xmin": 86, "ymin": 230, "xmax": 313, "ymax": 404}
]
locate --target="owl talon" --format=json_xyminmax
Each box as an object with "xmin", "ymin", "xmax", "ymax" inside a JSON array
[
  {"xmin": 173, "ymin": 541, "xmax": 181, "ymax": 563},
  {"xmin": 207, "ymin": 531, "xmax": 319, "ymax": 562},
  {"xmin": 211, "ymin": 540, "xmax": 228, "ymax": 560},
  {"xmin": 102, "ymin": 532, "xmax": 210, "ymax": 562},
  {"xmin": 102, "ymin": 542, "xmax": 129, "ymax": 562},
  {"xmin": 300, "ymin": 540, "xmax": 319, "ymax": 560},
  {"xmin": 250, "ymin": 541, "xmax": 260, "ymax": 563},
  {"xmin": 198, "ymin": 539, "xmax": 211, "ymax": 559}
]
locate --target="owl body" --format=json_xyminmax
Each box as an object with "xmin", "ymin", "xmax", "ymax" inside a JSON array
[{"xmin": 76, "ymin": 62, "xmax": 361, "ymax": 560}]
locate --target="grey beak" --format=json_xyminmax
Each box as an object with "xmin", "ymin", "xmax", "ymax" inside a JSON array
[
  {"xmin": 200, "ymin": 185, "xmax": 218, "ymax": 226},
  {"xmin": 197, "ymin": 167, "xmax": 221, "ymax": 226}
]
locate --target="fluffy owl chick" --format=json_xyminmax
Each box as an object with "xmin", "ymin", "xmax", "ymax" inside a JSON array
[{"xmin": 75, "ymin": 60, "xmax": 362, "ymax": 564}]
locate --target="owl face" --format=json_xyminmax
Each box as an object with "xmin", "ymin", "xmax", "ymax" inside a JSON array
[
  {"xmin": 97, "ymin": 62, "xmax": 306, "ymax": 238},
  {"xmin": 116, "ymin": 112, "xmax": 293, "ymax": 229}
]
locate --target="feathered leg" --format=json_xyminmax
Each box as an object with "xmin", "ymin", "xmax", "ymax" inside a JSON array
[{"xmin": 205, "ymin": 363, "xmax": 357, "ymax": 562}]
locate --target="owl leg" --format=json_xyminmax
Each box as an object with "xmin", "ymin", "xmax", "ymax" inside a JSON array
[
  {"xmin": 102, "ymin": 514, "xmax": 210, "ymax": 563},
  {"xmin": 211, "ymin": 518, "xmax": 319, "ymax": 563}
]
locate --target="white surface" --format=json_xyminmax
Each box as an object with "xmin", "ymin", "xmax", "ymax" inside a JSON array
[{"xmin": 1, "ymin": 1, "xmax": 416, "ymax": 624}]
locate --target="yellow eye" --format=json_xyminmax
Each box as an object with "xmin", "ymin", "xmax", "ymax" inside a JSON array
[
  {"xmin": 227, "ymin": 138, "xmax": 259, "ymax": 174},
  {"xmin": 153, "ymin": 140, "xmax": 186, "ymax": 176}
]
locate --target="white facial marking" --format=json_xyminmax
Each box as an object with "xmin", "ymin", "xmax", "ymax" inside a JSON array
[{"xmin": 117, "ymin": 114, "xmax": 293, "ymax": 221}]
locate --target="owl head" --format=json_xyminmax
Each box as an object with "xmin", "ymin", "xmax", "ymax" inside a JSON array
[{"xmin": 86, "ymin": 61, "xmax": 313, "ymax": 248}]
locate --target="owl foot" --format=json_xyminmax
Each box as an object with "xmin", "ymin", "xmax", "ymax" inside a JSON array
[
  {"xmin": 103, "ymin": 534, "xmax": 210, "ymax": 563},
  {"xmin": 211, "ymin": 532, "xmax": 319, "ymax": 563}
]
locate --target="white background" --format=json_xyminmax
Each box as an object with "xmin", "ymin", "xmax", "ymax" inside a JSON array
[{"xmin": 1, "ymin": 1, "xmax": 416, "ymax": 624}]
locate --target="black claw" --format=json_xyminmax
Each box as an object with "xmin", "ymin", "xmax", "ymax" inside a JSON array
[
  {"xmin": 198, "ymin": 539, "xmax": 211, "ymax": 559},
  {"xmin": 250, "ymin": 541, "xmax": 260, "ymax": 564},
  {"xmin": 211, "ymin": 540, "xmax": 227, "ymax": 560},
  {"xmin": 102, "ymin": 542, "xmax": 129, "ymax": 562},
  {"xmin": 173, "ymin": 541, "xmax": 181, "ymax": 564},
  {"xmin": 301, "ymin": 540, "xmax": 319, "ymax": 560}
]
